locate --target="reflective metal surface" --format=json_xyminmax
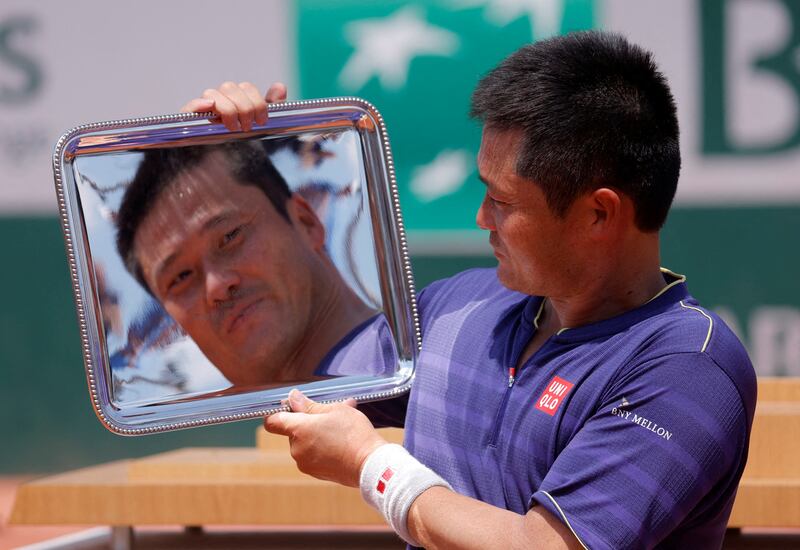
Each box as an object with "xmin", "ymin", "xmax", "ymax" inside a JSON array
[{"xmin": 53, "ymin": 99, "xmax": 418, "ymax": 434}]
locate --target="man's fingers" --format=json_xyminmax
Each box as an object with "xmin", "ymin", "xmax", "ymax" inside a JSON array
[
  {"xmin": 288, "ymin": 389, "xmax": 319, "ymax": 413},
  {"xmin": 265, "ymin": 82, "xmax": 288, "ymax": 104},
  {"xmin": 285, "ymin": 389, "xmax": 360, "ymax": 414},
  {"xmin": 201, "ymin": 88, "xmax": 241, "ymax": 131},
  {"xmin": 287, "ymin": 389, "xmax": 339, "ymax": 414},
  {"xmin": 218, "ymin": 81, "xmax": 259, "ymax": 132},
  {"xmin": 265, "ymin": 411, "xmax": 302, "ymax": 436},
  {"xmin": 239, "ymin": 81, "xmax": 268, "ymax": 126},
  {"xmin": 180, "ymin": 97, "xmax": 215, "ymax": 113}
]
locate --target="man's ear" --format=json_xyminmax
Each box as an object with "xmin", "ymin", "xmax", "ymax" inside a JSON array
[
  {"xmin": 586, "ymin": 187, "xmax": 623, "ymax": 235},
  {"xmin": 288, "ymin": 194, "xmax": 326, "ymax": 251}
]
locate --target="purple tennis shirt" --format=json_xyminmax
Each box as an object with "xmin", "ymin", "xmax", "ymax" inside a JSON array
[
  {"xmin": 315, "ymin": 313, "xmax": 397, "ymax": 377},
  {"xmin": 403, "ymin": 268, "xmax": 756, "ymax": 549}
]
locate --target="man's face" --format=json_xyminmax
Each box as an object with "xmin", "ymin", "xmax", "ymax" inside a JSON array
[
  {"xmin": 133, "ymin": 151, "xmax": 327, "ymax": 385},
  {"xmin": 476, "ymin": 127, "xmax": 586, "ymax": 298}
]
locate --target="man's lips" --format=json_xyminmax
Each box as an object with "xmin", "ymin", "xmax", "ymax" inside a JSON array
[
  {"xmin": 225, "ymin": 297, "xmax": 265, "ymax": 335},
  {"xmin": 489, "ymin": 233, "xmax": 504, "ymax": 257}
]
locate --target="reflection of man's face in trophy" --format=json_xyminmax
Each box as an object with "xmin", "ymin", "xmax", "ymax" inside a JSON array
[{"xmin": 116, "ymin": 143, "xmax": 338, "ymax": 386}]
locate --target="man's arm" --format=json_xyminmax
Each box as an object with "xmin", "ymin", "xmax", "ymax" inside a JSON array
[
  {"xmin": 265, "ymin": 390, "xmax": 583, "ymax": 549},
  {"xmin": 408, "ymin": 486, "xmax": 582, "ymax": 549}
]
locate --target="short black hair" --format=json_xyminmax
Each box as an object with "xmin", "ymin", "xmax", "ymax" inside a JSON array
[
  {"xmin": 470, "ymin": 31, "xmax": 680, "ymax": 231},
  {"xmin": 116, "ymin": 141, "xmax": 291, "ymax": 290}
]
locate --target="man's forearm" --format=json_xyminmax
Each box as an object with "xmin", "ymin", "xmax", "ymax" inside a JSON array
[
  {"xmin": 265, "ymin": 391, "xmax": 582, "ymax": 549},
  {"xmin": 407, "ymin": 486, "xmax": 582, "ymax": 550}
]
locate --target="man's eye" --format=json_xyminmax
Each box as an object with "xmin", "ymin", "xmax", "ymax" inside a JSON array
[
  {"xmin": 221, "ymin": 225, "xmax": 244, "ymax": 247},
  {"xmin": 167, "ymin": 270, "xmax": 192, "ymax": 291}
]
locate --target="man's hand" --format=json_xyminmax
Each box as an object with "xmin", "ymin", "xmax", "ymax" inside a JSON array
[
  {"xmin": 267, "ymin": 390, "xmax": 581, "ymax": 549},
  {"xmin": 180, "ymin": 81, "xmax": 288, "ymax": 132},
  {"xmin": 264, "ymin": 389, "xmax": 387, "ymax": 487}
]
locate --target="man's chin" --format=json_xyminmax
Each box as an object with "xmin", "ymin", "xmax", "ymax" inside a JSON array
[
  {"xmin": 495, "ymin": 264, "xmax": 519, "ymax": 290},
  {"xmin": 495, "ymin": 265, "xmax": 539, "ymax": 296},
  {"xmin": 210, "ymin": 349, "xmax": 276, "ymax": 387},
  {"xmin": 222, "ymin": 365, "xmax": 276, "ymax": 387}
]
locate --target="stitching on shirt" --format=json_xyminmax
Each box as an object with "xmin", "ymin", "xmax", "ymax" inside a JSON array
[
  {"xmin": 679, "ymin": 301, "xmax": 713, "ymax": 353},
  {"xmin": 539, "ymin": 491, "xmax": 590, "ymax": 550},
  {"xmin": 558, "ymin": 267, "xmax": 686, "ymax": 336},
  {"xmin": 533, "ymin": 299, "xmax": 546, "ymax": 329},
  {"xmin": 647, "ymin": 267, "xmax": 687, "ymax": 304}
]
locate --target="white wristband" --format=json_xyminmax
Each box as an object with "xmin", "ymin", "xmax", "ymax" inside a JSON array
[{"xmin": 359, "ymin": 443, "xmax": 452, "ymax": 546}]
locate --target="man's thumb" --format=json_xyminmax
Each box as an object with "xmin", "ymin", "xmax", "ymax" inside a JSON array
[{"xmin": 288, "ymin": 389, "xmax": 318, "ymax": 413}]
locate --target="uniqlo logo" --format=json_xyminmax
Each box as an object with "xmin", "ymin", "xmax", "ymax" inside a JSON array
[
  {"xmin": 535, "ymin": 376, "xmax": 574, "ymax": 416},
  {"xmin": 376, "ymin": 467, "xmax": 394, "ymax": 494}
]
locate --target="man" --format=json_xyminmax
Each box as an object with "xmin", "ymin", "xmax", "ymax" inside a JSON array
[
  {"xmin": 116, "ymin": 141, "xmax": 394, "ymax": 386},
  {"xmin": 186, "ymin": 31, "xmax": 756, "ymax": 548}
]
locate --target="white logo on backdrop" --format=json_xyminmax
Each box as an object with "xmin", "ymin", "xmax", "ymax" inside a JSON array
[
  {"xmin": 449, "ymin": 0, "xmax": 564, "ymax": 39},
  {"xmin": 338, "ymin": 6, "xmax": 460, "ymax": 91},
  {"xmin": 410, "ymin": 149, "xmax": 472, "ymax": 203}
]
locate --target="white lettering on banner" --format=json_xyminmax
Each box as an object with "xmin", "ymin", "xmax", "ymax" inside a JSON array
[
  {"xmin": 726, "ymin": 0, "xmax": 797, "ymax": 150},
  {"xmin": 604, "ymin": 0, "xmax": 800, "ymax": 202},
  {"xmin": 0, "ymin": 0, "xmax": 293, "ymax": 213},
  {"xmin": 714, "ymin": 306, "xmax": 800, "ymax": 376},
  {"xmin": 714, "ymin": 307, "xmax": 745, "ymax": 341},
  {"xmin": 750, "ymin": 307, "xmax": 800, "ymax": 376}
]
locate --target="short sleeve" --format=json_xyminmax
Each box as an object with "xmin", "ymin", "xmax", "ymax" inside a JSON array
[{"xmin": 530, "ymin": 352, "xmax": 748, "ymax": 550}]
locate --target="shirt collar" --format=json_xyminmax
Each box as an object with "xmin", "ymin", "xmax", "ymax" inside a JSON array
[{"xmin": 550, "ymin": 268, "xmax": 689, "ymax": 343}]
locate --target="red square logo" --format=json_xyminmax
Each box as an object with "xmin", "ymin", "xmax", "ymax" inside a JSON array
[
  {"xmin": 535, "ymin": 376, "xmax": 574, "ymax": 416},
  {"xmin": 377, "ymin": 467, "xmax": 394, "ymax": 494}
]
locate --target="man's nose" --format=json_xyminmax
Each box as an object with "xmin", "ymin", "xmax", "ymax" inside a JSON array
[
  {"xmin": 476, "ymin": 194, "xmax": 495, "ymax": 231},
  {"xmin": 205, "ymin": 267, "xmax": 241, "ymax": 306}
]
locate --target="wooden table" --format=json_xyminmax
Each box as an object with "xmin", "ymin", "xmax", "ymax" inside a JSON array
[{"xmin": 728, "ymin": 379, "xmax": 800, "ymax": 528}]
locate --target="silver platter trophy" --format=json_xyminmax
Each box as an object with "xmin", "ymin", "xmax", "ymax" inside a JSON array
[{"xmin": 53, "ymin": 98, "xmax": 418, "ymax": 435}]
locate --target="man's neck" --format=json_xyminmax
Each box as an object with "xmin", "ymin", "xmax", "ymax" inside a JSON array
[
  {"xmin": 546, "ymin": 263, "xmax": 667, "ymax": 331},
  {"xmin": 279, "ymin": 277, "xmax": 376, "ymax": 382},
  {"xmin": 517, "ymin": 239, "xmax": 666, "ymax": 368},
  {"xmin": 545, "ymin": 231, "xmax": 666, "ymax": 330}
]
